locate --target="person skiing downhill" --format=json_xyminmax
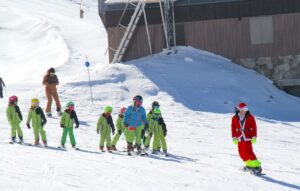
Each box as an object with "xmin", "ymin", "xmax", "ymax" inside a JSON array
[
  {"xmin": 0, "ymin": 77, "xmax": 5, "ymax": 98},
  {"xmin": 149, "ymin": 108, "xmax": 168, "ymax": 156},
  {"xmin": 43, "ymin": 67, "xmax": 62, "ymax": 117},
  {"xmin": 231, "ymin": 102, "xmax": 262, "ymax": 174},
  {"xmin": 111, "ymin": 107, "xmax": 127, "ymax": 151},
  {"xmin": 60, "ymin": 101, "xmax": 79, "ymax": 148},
  {"xmin": 6, "ymin": 96, "xmax": 24, "ymax": 143},
  {"xmin": 124, "ymin": 95, "xmax": 148, "ymax": 155},
  {"xmin": 26, "ymin": 98, "xmax": 48, "ymax": 146},
  {"xmin": 96, "ymin": 106, "xmax": 115, "ymax": 152},
  {"xmin": 144, "ymin": 101, "xmax": 162, "ymax": 150}
]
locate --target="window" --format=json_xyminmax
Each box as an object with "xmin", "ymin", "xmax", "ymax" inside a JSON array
[{"xmin": 249, "ymin": 16, "xmax": 273, "ymax": 45}]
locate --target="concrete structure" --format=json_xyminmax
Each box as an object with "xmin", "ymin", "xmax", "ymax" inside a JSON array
[{"xmin": 98, "ymin": 0, "xmax": 300, "ymax": 97}]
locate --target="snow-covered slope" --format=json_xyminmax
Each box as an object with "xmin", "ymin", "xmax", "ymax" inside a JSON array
[{"xmin": 0, "ymin": 1, "xmax": 300, "ymax": 191}]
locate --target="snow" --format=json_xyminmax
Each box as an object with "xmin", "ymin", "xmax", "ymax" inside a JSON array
[{"xmin": 0, "ymin": 0, "xmax": 300, "ymax": 191}]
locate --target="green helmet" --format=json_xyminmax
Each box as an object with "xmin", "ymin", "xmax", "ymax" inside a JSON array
[
  {"xmin": 66, "ymin": 101, "xmax": 75, "ymax": 107},
  {"xmin": 104, "ymin": 106, "xmax": 113, "ymax": 113},
  {"xmin": 153, "ymin": 108, "xmax": 161, "ymax": 115}
]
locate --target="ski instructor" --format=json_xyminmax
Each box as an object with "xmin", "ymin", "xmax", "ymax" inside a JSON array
[
  {"xmin": 124, "ymin": 95, "xmax": 148, "ymax": 155},
  {"xmin": 0, "ymin": 77, "xmax": 5, "ymax": 98},
  {"xmin": 43, "ymin": 67, "xmax": 62, "ymax": 117}
]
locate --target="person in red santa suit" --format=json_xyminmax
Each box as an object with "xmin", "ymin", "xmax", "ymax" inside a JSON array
[{"xmin": 231, "ymin": 102, "xmax": 262, "ymax": 174}]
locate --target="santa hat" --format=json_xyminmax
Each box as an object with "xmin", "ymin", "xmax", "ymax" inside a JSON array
[{"xmin": 237, "ymin": 102, "xmax": 249, "ymax": 111}]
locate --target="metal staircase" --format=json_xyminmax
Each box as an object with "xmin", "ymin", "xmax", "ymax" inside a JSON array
[{"xmin": 111, "ymin": 0, "xmax": 146, "ymax": 64}]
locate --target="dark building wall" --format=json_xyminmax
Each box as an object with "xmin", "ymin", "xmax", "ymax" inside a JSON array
[
  {"xmin": 107, "ymin": 24, "xmax": 164, "ymax": 62},
  {"xmin": 184, "ymin": 12, "xmax": 300, "ymax": 59}
]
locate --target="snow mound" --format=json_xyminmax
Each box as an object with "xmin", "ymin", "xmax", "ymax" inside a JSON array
[{"xmin": 129, "ymin": 46, "xmax": 300, "ymax": 121}]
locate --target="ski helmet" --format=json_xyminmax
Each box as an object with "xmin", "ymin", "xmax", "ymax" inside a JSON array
[
  {"xmin": 31, "ymin": 98, "xmax": 39, "ymax": 106},
  {"xmin": 120, "ymin": 107, "xmax": 126, "ymax": 114},
  {"xmin": 66, "ymin": 101, "xmax": 75, "ymax": 107},
  {"xmin": 9, "ymin": 96, "xmax": 18, "ymax": 102},
  {"xmin": 133, "ymin": 95, "xmax": 143, "ymax": 102},
  {"xmin": 48, "ymin": 67, "xmax": 55, "ymax": 74},
  {"xmin": 151, "ymin": 101, "xmax": 160, "ymax": 109},
  {"xmin": 133, "ymin": 95, "xmax": 143, "ymax": 106},
  {"xmin": 153, "ymin": 108, "xmax": 161, "ymax": 115},
  {"xmin": 104, "ymin": 106, "xmax": 113, "ymax": 113}
]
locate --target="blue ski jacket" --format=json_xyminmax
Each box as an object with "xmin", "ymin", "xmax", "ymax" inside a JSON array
[{"xmin": 124, "ymin": 105, "xmax": 148, "ymax": 128}]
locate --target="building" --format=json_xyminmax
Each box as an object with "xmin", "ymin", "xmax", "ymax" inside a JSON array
[{"xmin": 98, "ymin": 0, "xmax": 300, "ymax": 96}]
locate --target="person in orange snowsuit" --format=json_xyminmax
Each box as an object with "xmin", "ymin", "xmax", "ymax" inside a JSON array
[{"xmin": 43, "ymin": 68, "xmax": 61, "ymax": 117}]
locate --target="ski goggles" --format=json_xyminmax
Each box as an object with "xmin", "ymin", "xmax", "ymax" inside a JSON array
[{"xmin": 32, "ymin": 102, "xmax": 39, "ymax": 107}]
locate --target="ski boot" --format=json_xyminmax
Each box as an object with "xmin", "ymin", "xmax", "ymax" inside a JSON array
[
  {"xmin": 107, "ymin": 146, "xmax": 112, "ymax": 153},
  {"xmin": 100, "ymin": 146, "xmax": 105, "ymax": 152},
  {"xmin": 163, "ymin": 150, "xmax": 169, "ymax": 157},
  {"xmin": 253, "ymin": 166, "xmax": 262, "ymax": 174},
  {"xmin": 136, "ymin": 145, "xmax": 142, "ymax": 155},
  {"xmin": 46, "ymin": 112, "xmax": 52, "ymax": 117},
  {"xmin": 43, "ymin": 141, "xmax": 48, "ymax": 147},
  {"xmin": 152, "ymin": 150, "xmax": 158, "ymax": 155},
  {"xmin": 111, "ymin": 145, "xmax": 117, "ymax": 151},
  {"xmin": 127, "ymin": 143, "xmax": 133, "ymax": 156},
  {"xmin": 242, "ymin": 166, "xmax": 253, "ymax": 172},
  {"xmin": 9, "ymin": 137, "xmax": 16, "ymax": 144},
  {"xmin": 18, "ymin": 137, "xmax": 24, "ymax": 144},
  {"xmin": 34, "ymin": 140, "xmax": 40, "ymax": 146}
]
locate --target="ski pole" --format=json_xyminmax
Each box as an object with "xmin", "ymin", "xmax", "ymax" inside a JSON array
[{"xmin": 85, "ymin": 56, "xmax": 93, "ymax": 104}]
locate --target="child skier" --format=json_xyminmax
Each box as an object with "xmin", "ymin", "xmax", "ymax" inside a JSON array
[
  {"xmin": 144, "ymin": 101, "xmax": 161, "ymax": 150},
  {"xmin": 60, "ymin": 101, "xmax": 79, "ymax": 148},
  {"xmin": 6, "ymin": 96, "xmax": 24, "ymax": 143},
  {"xmin": 111, "ymin": 107, "xmax": 127, "ymax": 151},
  {"xmin": 231, "ymin": 102, "xmax": 262, "ymax": 174},
  {"xmin": 26, "ymin": 98, "xmax": 47, "ymax": 146},
  {"xmin": 149, "ymin": 108, "xmax": 168, "ymax": 156},
  {"xmin": 124, "ymin": 95, "xmax": 148, "ymax": 155},
  {"xmin": 96, "ymin": 106, "xmax": 115, "ymax": 152}
]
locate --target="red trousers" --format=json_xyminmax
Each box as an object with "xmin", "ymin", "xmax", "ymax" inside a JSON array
[{"xmin": 238, "ymin": 141, "xmax": 257, "ymax": 161}]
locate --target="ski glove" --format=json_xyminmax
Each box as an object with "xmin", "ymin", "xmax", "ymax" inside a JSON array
[
  {"xmin": 251, "ymin": 138, "xmax": 257, "ymax": 144},
  {"xmin": 163, "ymin": 130, "xmax": 167, "ymax": 137},
  {"xmin": 112, "ymin": 130, "xmax": 115, "ymax": 135},
  {"xmin": 75, "ymin": 124, "xmax": 79, "ymax": 129},
  {"xmin": 118, "ymin": 130, "xmax": 122, "ymax": 135},
  {"xmin": 144, "ymin": 124, "xmax": 149, "ymax": 131},
  {"xmin": 233, "ymin": 138, "xmax": 238, "ymax": 145},
  {"xmin": 41, "ymin": 121, "xmax": 47, "ymax": 126},
  {"xmin": 124, "ymin": 123, "xmax": 129, "ymax": 128},
  {"xmin": 60, "ymin": 124, "xmax": 64, "ymax": 128},
  {"xmin": 141, "ymin": 129, "xmax": 145, "ymax": 138},
  {"xmin": 97, "ymin": 129, "xmax": 100, "ymax": 134},
  {"xmin": 26, "ymin": 123, "xmax": 31, "ymax": 129}
]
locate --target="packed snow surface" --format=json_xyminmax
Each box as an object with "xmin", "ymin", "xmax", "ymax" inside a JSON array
[{"xmin": 0, "ymin": 0, "xmax": 299, "ymax": 191}]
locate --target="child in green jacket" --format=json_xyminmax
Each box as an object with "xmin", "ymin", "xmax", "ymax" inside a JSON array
[
  {"xmin": 26, "ymin": 98, "xmax": 47, "ymax": 146},
  {"xmin": 149, "ymin": 108, "xmax": 168, "ymax": 156},
  {"xmin": 60, "ymin": 101, "xmax": 79, "ymax": 148},
  {"xmin": 144, "ymin": 101, "xmax": 161, "ymax": 150},
  {"xmin": 111, "ymin": 107, "xmax": 127, "ymax": 151},
  {"xmin": 6, "ymin": 96, "xmax": 23, "ymax": 143},
  {"xmin": 96, "ymin": 106, "xmax": 115, "ymax": 152}
]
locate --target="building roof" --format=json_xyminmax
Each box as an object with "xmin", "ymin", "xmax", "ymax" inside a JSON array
[{"xmin": 100, "ymin": 0, "xmax": 242, "ymax": 12}]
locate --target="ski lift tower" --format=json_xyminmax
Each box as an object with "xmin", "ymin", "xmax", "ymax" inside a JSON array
[{"xmin": 160, "ymin": 0, "xmax": 176, "ymax": 52}]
